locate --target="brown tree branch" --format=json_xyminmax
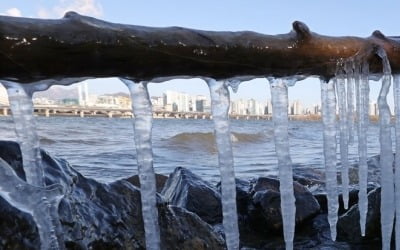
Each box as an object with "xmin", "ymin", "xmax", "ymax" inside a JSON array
[{"xmin": 0, "ymin": 12, "xmax": 399, "ymax": 83}]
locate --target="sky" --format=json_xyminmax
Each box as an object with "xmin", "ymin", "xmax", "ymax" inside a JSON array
[{"xmin": 0, "ymin": 0, "xmax": 398, "ymax": 107}]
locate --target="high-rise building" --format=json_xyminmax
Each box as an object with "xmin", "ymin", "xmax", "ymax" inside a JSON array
[
  {"xmin": 231, "ymin": 99, "xmax": 247, "ymax": 115},
  {"xmin": 195, "ymin": 95, "xmax": 207, "ymax": 112},
  {"xmin": 163, "ymin": 91, "xmax": 190, "ymax": 112},
  {"xmin": 291, "ymin": 100, "xmax": 304, "ymax": 115},
  {"xmin": 265, "ymin": 100, "xmax": 272, "ymax": 114},
  {"xmin": 77, "ymin": 82, "xmax": 89, "ymax": 106},
  {"xmin": 151, "ymin": 96, "xmax": 164, "ymax": 111}
]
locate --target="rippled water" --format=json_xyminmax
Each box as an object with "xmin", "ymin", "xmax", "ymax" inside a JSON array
[{"xmin": 0, "ymin": 116, "xmax": 384, "ymax": 184}]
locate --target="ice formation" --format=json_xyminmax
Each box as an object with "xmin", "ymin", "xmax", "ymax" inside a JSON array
[
  {"xmin": 394, "ymin": 74, "xmax": 400, "ymax": 250},
  {"xmin": 2, "ymin": 81, "xmax": 44, "ymax": 186},
  {"xmin": 336, "ymin": 73, "xmax": 349, "ymax": 209},
  {"xmin": 320, "ymin": 79, "xmax": 338, "ymax": 240},
  {"xmin": 269, "ymin": 78, "xmax": 296, "ymax": 250},
  {"xmin": 355, "ymin": 61, "xmax": 370, "ymax": 236},
  {"xmin": 120, "ymin": 79, "xmax": 160, "ymax": 250},
  {"xmin": 377, "ymin": 49, "xmax": 395, "ymax": 250},
  {"xmin": 0, "ymin": 81, "xmax": 65, "ymax": 249},
  {"xmin": 206, "ymin": 78, "xmax": 240, "ymax": 250},
  {"xmin": 346, "ymin": 63, "xmax": 355, "ymax": 144},
  {"xmin": 0, "ymin": 158, "xmax": 64, "ymax": 250}
]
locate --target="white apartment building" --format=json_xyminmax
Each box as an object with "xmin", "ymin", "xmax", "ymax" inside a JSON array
[
  {"xmin": 163, "ymin": 91, "xmax": 190, "ymax": 112},
  {"xmin": 291, "ymin": 100, "xmax": 304, "ymax": 115},
  {"xmin": 195, "ymin": 95, "xmax": 210, "ymax": 112},
  {"xmin": 151, "ymin": 96, "xmax": 164, "ymax": 111}
]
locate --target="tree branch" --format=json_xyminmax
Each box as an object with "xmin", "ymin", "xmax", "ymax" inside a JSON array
[{"xmin": 0, "ymin": 12, "xmax": 399, "ymax": 83}]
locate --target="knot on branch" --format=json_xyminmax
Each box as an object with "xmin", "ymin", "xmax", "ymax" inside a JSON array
[{"xmin": 292, "ymin": 21, "xmax": 311, "ymax": 40}]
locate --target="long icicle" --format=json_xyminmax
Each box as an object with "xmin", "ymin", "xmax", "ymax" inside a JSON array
[
  {"xmin": 377, "ymin": 49, "xmax": 394, "ymax": 250},
  {"xmin": 320, "ymin": 78, "xmax": 338, "ymax": 240},
  {"xmin": 269, "ymin": 78, "xmax": 296, "ymax": 250},
  {"xmin": 206, "ymin": 78, "xmax": 240, "ymax": 250},
  {"xmin": 346, "ymin": 62, "xmax": 355, "ymax": 144},
  {"xmin": 394, "ymin": 74, "xmax": 400, "ymax": 250},
  {"xmin": 1, "ymin": 81, "xmax": 65, "ymax": 250},
  {"xmin": 336, "ymin": 73, "xmax": 349, "ymax": 209},
  {"xmin": 121, "ymin": 79, "xmax": 160, "ymax": 250},
  {"xmin": 2, "ymin": 81, "xmax": 44, "ymax": 187},
  {"xmin": 356, "ymin": 61, "xmax": 369, "ymax": 236}
]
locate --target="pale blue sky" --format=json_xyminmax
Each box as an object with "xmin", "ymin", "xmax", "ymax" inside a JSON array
[{"xmin": 0, "ymin": 0, "xmax": 398, "ymax": 106}]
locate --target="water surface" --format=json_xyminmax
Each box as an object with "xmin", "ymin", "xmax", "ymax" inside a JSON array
[{"xmin": 0, "ymin": 116, "xmax": 383, "ymax": 184}]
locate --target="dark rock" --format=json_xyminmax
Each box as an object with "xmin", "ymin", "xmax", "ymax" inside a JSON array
[
  {"xmin": 125, "ymin": 174, "xmax": 168, "ymax": 193},
  {"xmin": 162, "ymin": 167, "xmax": 222, "ymax": 224},
  {"xmin": 337, "ymin": 187, "xmax": 381, "ymax": 243},
  {"xmin": 315, "ymin": 188, "xmax": 359, "ymax": 215},
  {"xmin": 248, "ymin": 177, "xmax": 320, "ymax": 233},
  {"xmin": 292, "ymin": 167, "xmax": 325, "ymax": 189},
  {"xmin": 0, "ymin": 141, "xmax": 224, "ymax": 249}
]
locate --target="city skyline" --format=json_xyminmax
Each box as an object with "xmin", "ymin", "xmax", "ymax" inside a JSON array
[{"xmin": 0, "ymin": 84, "xmax": 383, "ymax": 117}]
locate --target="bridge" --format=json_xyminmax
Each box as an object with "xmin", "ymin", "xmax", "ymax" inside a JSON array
[{"xmin": 0, "ymin": 105, "xmax": 324, "ymax": 120}]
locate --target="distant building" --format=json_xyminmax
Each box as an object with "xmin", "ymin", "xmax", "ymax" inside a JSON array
[
  {"xmin": 77, "ymin": 82, "xmax": 89, "ymax": 106},
  {"xmin": 265, "ymin": 100, "xmax": 272, "ymax": 115},
  {"xmin": 60, "ymin": 98, "xmax": 79, "ymax": 105},
  {"xmin": 151, "ymin": 96, "xmax": 164, "ymax": 111},
  {"xmin": 96, "ymin": 95, "xmax": 119, "ymax": 108},
  {"xmin": 291, "ymin": 100, "xmax": 304, "ymax": 115},
  {"xmin": 163, "ymin": 91, "xmax": 190, "ymax": 112},
  {"xmin": 33, "ymin": 97, "xmax": 55, "ymax": 105},
  {"xmin": 195, "ymin": 95, "xmax": 208, "ymax": 112},
  {"xmin": 114, "ymin": 95, "xmax": 131, "ymax": 109}
]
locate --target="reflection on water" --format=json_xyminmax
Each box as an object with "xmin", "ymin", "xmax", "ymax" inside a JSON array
[{"xmin": 0, "ymin": 116, "xmax": 383, "ymax": 183}]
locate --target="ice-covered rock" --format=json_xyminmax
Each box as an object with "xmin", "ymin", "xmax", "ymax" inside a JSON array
[
  {"xmin": 161, "ymin": 167, "xmax": 223, "ymax": 224},
  {"xmin": 0, "ymin": 141, "xmax": 224, "ymax": 249}
]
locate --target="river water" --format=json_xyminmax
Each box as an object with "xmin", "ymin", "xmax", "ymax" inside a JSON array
[{"xmin": 0, "ymin": 116, "xmax": 384, "ymax": 184}]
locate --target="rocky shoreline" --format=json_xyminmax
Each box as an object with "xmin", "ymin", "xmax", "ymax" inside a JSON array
[{"xmin": 0, "ymin": 140, "xmax": 385, "ymax": 249}]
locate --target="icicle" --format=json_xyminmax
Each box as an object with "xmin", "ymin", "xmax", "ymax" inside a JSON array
[
  {"xmin": 1, "ymin": 81, "xmax": 65, "ymax": 250},
  {"xmin": 269, "ymin": 78, "xmax": 296, "ymax": 250},
  {"xmin": 345, "ymin": 62, "xmax": 355, "ymax": 144},
  {"xmin": 206, "ymin": 78, "xmax": 240, "ymax": 250},
  {"xmin": 226, "ymin": 79, "xmax": 241, "ymax": 93},
  {"xmin": 0, "ymin": 158, "xmax": 64, "ymax": 250},
  {"xmin": 336, "ymin": 74, "xmax": 349, "ymax": 209},
  {"xmin": 376, "ymin": 48, "xmax": 394, "ymax": 250},
  {"xmin": 394, "ymin": 74, "xmax": 400, "ymax": 250},
  {"xmin": 355, "ymin": 61, "xmax": 369, "ymax": 236},
  {"xmin": 2, "ymin": 81, "xmax": 44, "ymax": 186},
  {"xmin": 320, "ymin": 78, "xmax": 338, "ymax": 240},
  {"xmin": 120, "ymin": 79, "xmax": 160, "ymax": 250}
]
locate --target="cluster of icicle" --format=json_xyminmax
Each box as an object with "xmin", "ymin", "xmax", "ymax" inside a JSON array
[
  {"xmin": 321, "ymin": 46, "xmax": 400, "ymax": 250},
  {"xmin": 1, "ymin": 52, "xmax": 400, "ymax": 250}
]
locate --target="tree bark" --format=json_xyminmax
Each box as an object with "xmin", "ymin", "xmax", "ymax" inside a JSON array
[{"xmin": 0, "ymin": 12, "xmax": 399, "ymax": 83}]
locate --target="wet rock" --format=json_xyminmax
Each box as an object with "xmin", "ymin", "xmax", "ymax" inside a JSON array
[
  {"xmin": 248, "ymin": 177, "xmax": 320, "ymax": 233},
  {"xmin": 315, "ymin": 188, "xmax": 359, "ymax": 215},
  {"xmin": 292, "ymin": 166, "xmax": 325, "ymax": 189},
  {"xmin": 337, "ymin": 187, "xmax": 381, "ymax": 243},
  {"xmin": 314, "ymin": 186, "xmax": 376, "ymax": 216},
  {"xmin": 161, "ymin": 167, "xmax": 222, "ymax": 224},
  {"xmin": 0, "ymin": 141, "xmax": 224, "ymax": 249},
  {"xmin": 125, "ymin": 173, "xmax": 168, "ymax": 193}
]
